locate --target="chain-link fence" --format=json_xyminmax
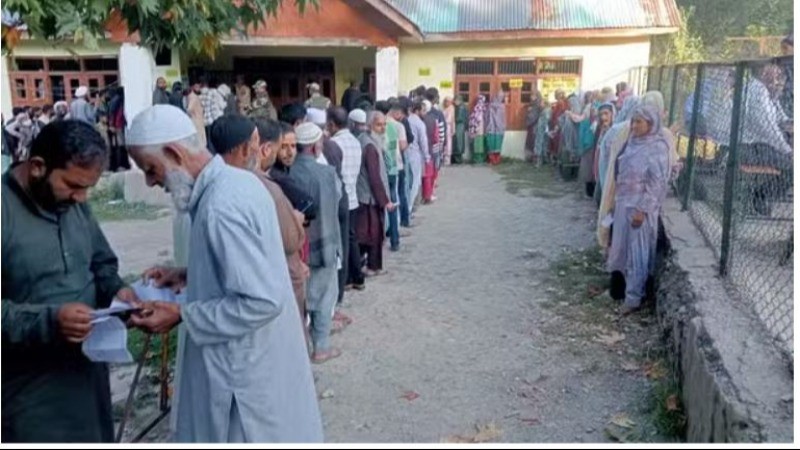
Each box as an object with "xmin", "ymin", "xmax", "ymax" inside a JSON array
[{"xmin": 632, "ymin": 56, "xmax": 793, "ymax": 359}]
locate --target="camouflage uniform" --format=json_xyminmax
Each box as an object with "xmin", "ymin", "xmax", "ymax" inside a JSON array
[
  {"xmin": 305, "ymin": 93, "xmax": 332, "ymax": 110},
  {"xmin": 249, "ymin": 80, "xmax": 278, "ymax": 121}
]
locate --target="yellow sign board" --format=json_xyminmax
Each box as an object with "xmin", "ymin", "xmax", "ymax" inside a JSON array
[
  {"xmin": 509, "ymin": 79, "xmax": 525, "ymax": 89},
  {"xmin": 165, "ymin": 69, "xmax": 179, "ymax": 78},
  {"xmin": 539, "ymin": 76, "xmax": 581, "ymax": 102},
  {"xmin": 439, "ymin": 80, "xmax": 453, "ymax": 89},
  {"xmin": 418, "ymin": 67, "xmax": 431, "ymax": 77}
]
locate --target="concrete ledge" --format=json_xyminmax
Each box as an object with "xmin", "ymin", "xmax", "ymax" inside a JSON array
[
  {"xmin": 115, "ymin": 169, "xmax": 172, "ymax": 207},
  {"xmin": 657, "ymin": 198, "xmax": 793, "ymax": 442}
]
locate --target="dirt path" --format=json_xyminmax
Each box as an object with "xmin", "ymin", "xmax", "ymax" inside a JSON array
[
  {"xmin": 106, "ymin": 164, "xmax": 673, "ymax": 443},
  {"xmin": 314, "ymin": 164, "xmax": 668, "ymax": 443}
]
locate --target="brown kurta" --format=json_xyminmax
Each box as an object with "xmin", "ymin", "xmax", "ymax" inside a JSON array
[
  {"xmin": 187, "ymin": 92, "xmax": 206, "ymax": 147},
  {"xmin": 254, "ymin": 172, "xmax": 308, "ymax": 320},
  {"xmin": 356, "ymin": 143, "xmax": 390, "ymax": 270}
]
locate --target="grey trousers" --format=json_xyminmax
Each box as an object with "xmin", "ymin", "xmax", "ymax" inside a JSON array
[{"xmin": 306, "ymin": 265, "xmax": 338, "ymax": 352}]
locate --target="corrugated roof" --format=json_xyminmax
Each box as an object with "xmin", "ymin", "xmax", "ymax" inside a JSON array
[{"xmin": 384, "ymin": 0, "xmax": 680, "ymax": 34}]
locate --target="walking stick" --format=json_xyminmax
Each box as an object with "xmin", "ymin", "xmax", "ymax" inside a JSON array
[{"xmin": 115, "ymin": 333, "xmax": 152, "ymax": 443}]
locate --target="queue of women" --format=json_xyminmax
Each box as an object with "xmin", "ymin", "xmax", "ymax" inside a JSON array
[{"xmin": 517, "ymin": 84, "xmax": 679, "ymax": 315}]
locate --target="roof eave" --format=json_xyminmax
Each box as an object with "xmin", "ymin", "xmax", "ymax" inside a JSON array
[
  {"xmin": 404, "ymin": 27, "xmax": 679, "ymax": 44},
  {"xmin": 358, "ymin": 0, "xmax": 424, "ymax": 43}
]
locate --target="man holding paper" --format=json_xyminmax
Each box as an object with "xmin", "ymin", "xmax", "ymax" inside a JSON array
[
  {"xmin": 1, "ymin": 120, "xmax": 137, "ymax": 443},
  {"xmin": 125, "ymin": 105, "xmax": 322, "ymax": 443}
]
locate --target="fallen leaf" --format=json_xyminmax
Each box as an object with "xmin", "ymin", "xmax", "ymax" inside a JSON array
[
  {"xmin": 587, "ymin": 285, "xmax": 604, "ymax": 298},
  {"xmin": 610, "ymin": 413, "xmax": 636, "ymax": 429},
  {"xmin": 666, "ymin": 395, "xmax": 679, "ymax": 412},
  {"xmin": 595, "ymin": 332, "xmax": 626, "ymax": 347},
  {"xmin": 319, "ymin": 389, "xmax": 335, "ymax": 400},
  {"xmin": 604, "ymin": 426, "xmax": 630, "ymax": 442},
  {"xmin": 443, "ymin": 423, "xmax": 502, "ymax": 443},
  {"xmin": 644, "ymin": 361, "xmax": 668, "ymax": 380},
  {"xmin": 621, "ymin": 360, "xmax": 640, "ymax": 372},
  {"xmin": 519, "ymin": 417, "xmax": 540, "ymax": 426},
  {"xmin": 400, "ymin": 391, "xmax": 420, "ymax": 402},
  {"xmin": 472, "ymin": 423, "xmax": 502, "ymax": 443}
]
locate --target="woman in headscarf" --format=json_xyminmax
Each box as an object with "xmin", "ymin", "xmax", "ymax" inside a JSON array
[
  {"xmin": 443, "ymin": 96, "xmax": 455, "ymax": 165},
  {"xmin": 169, "ymin": 81, "xmax": 185, "ymax": 112},
  {"xmin": 452, "ymin": 95, "xmax": 469, "ymax": 164},
  {"xmin": 524, "ymin": 91, "xmax": 544, "ymax": 164},
  {"xmin": 533, "ymin": 96, "xmax": 552, "ymax": 167},
  {"xmin": 485, "ymin": 91, "xmax": 507, "ymax": 165},
  {"xmin": 597, "ymin": 91, "xmax": 677, "ymax": 252},
  {"xmin": 591, "ymin": 103, "xmax": 616, "ymax": 204},
  {"xmin": 606, "ymin": 104, "xmax": 670, "ymax": 315},
  {"xmin": 468, "ymin": 95, "xmax": 487, "ymax": 164},
  {"xmin": 549, "ymin": 89, "xmax": 569, "ymax": 160},
  {"xmin": 598, "ymin": 96, "xmax": 639, "ymax": 198},
  {"xmin": 557, "ymin": 92, "xmax": 584, "ymax": 179}
]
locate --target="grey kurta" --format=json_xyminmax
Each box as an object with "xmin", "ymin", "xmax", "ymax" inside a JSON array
[
  {"xmin": 1, "ymin": 171, "xmax": 124, "ymax": 443},
  {"xmin": 174, "ymin": 156, "xmax": 322, "ymax": 443}
]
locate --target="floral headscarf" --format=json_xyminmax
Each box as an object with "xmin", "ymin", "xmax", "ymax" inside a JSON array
[{"xmin": 468, "ymin": 95, "xmax": 487, "ymax": 137}]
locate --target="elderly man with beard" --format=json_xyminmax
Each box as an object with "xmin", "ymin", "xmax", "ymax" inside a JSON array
[
  {"xmin": 287, "ymin": 122, "xmax": 343, "ymax": 364},
  {"xmin": 125, "ymin": 105, "xmax": 322, "ymax": 443},
  {"xmin": 357, "ymin": 111, "xmax": 395, "ymax": 277},
  {"xmin": 2, "ymin": 120, "xmax": 137, "ymax": 442}
]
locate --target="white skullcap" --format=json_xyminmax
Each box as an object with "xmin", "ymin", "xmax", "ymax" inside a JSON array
[
  {"xmin": 127, "ymin": 105, "xmax": 199, "ymax": 147},
  {"xmin": 217, "ymin": 83, "xmax": 231, "ymax": 98},
  {"xmin": 75, "ymin": 86, "xmax": 89, "ymax": 98},
  {"xmin": 348, "ymin": 109, "xmax": 367, "ymax": 124},
  {"xmin": 295, "ymin": 122, "xmax": 323, "ymax": 146},
  {"xmin": 308, "ymin": 82, "xmax": 321, "ymax": 91},
  {"xmin": 306, "ymin": 108, "xmax": 327, "ymax": 126}
]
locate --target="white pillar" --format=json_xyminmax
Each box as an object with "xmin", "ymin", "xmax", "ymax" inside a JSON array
[
  {"xmin": 375, "ymin": 46, "xmax": 399, "ymax": 101},
  {"xmin": 1, "ymin": 57, "xmax": 14, "ymax": 118},
  {"xmin": 119, "ymin": 43, "xmax": 156, "ymax": 129}
]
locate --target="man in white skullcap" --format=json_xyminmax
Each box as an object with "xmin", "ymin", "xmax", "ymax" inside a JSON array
[
  {"xmin": 126, "ymin": 105, "xmax": 322, "ymax": 443},
  {"xmin": 348, "ymin": 108, "xmax": 368, "ymax": 138},
  {"xmin": 69, "ymin": 86, "xmax": 97, "ymax": 125},
  {"xmin": 287, "ymin": 122, "xmax": 344, "ymax": 364}
]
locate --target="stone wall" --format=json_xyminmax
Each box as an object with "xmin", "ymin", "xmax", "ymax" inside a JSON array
[{"xmin": 656, "ymin": 198, "xmax": 793, "ymax": 443}]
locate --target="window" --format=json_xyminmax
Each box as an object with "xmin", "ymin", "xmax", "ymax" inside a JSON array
[
  {"xmin": 155, "ymin": 48, "xmax": 172, "ymax": 66},
  {"xmin": 49, "ymin": 59, "xmax": 81, "ymax": 72},
  {"xmin": 34, "ymin": 79, "xmax": 47, "ymax": 100},
  {"xmin": 537, "ymin": 58, "xmax": 581, "ymax": 75},
  {"xmin": 455, "ymin": 60, "xmax": 494, "ymax": 75},
  {"xmin": 14, "ymin": 79, "xmax": 27, "ymax": 99},
  {"xmin": 84, "ymin": 58, "xmax": 119, "ymax": 71},
  {"xmin": 521, "ymin": 81, "xmax": 534, "ymax": 104},
  {"xmin": 498, "ymin": 60, "xmax": 535, "ymax": 75},
  {"xmin": 15, "ymin": 58, "xmax": 45, "ymax": 71}
]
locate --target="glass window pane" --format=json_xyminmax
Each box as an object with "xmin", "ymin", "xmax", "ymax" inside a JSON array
[
  {"xmin": 35, "ymin": 79, "xmax": 46, "ymax": 99},
  {"xmin": 15, "ymin": 58, "xmax": 45, "ymax": 71},
  {"xmin": 49, "ymin": 59, "xmax": 81, "ymax": 72},
  {"xmin": 459, "ymin": 82, "xmax": 470, "ymax": 92},
  {"xmin": 522, "ymin": 82, "xmax": 533, "ymax": 92},
  {"xmin": 479, "ymin": 82, "xmax": 491, "ymax": 92},
  {"xmin": 521, "ymin": 93, "xmax": 533, "ymax": 104},
  {"xmin": 14, "ymin": 79, "xmax": 27, "ymax": 98}
]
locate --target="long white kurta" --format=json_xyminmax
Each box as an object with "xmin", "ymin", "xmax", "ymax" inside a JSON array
[{"xmin": 174, "ymin": 155, "xmax": 323, "ymax": 443}]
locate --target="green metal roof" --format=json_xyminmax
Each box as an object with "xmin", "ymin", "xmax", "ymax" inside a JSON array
[{"xmin": 384, "ymin": 0, "xmax": 681, "ymax": 34}]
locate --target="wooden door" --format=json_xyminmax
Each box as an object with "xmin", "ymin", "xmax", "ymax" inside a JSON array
[{"xmin": 63, "ymin": 74, "xmax": 83, "ymax": 102}]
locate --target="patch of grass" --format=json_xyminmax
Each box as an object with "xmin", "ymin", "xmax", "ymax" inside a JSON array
[
  {"xmin": 128, "ymin": 328, "xmax": 178, "ymax": 369},
  {"xmin": 492, "ymin": 160, "xmax": 574, "ymax": 199},
  {"xmin": 650, "ymin": 374, "xmax": 687, "ymax": 441},
  {"xmin": 89, "ymin": 184, "xmax": 165, "ymax": 222}
]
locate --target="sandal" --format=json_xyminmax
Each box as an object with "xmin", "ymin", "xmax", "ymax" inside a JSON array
[{"xmin": 311, "ymin": 348, "xmax": 342, "ymax": 365}]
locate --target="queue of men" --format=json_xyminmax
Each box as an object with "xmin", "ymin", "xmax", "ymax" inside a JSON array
[{"xmin": 2, "ymin": 80, "xmax": 453, "ymax": 442}]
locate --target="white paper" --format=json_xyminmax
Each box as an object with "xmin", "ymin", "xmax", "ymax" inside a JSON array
[
  {"xmin": 82, "ymin": 316, "xmax": 133, "ymax": 364},
  {"xmin": 131, "ymin": 279, "xmax": 186, "ymax": 303},
  {"xmin": 91, "ymin": 299, "xmax": 138, "ymax": 321}
]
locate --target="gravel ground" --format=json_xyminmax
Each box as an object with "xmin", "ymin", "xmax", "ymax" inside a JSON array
[{"xmin": 105, "ymin": 163, "xmax": 670, "ymax": 444}]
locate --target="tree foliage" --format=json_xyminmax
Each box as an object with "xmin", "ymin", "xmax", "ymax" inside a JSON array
[
  {"xmin": 2, "ymin": 0, "xmax": 315, "ymax": 57},
  {"xmin": 651, "ymin": 0, "xmax": 793, "ymax": 64}
]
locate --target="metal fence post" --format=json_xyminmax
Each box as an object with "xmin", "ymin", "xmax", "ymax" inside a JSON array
[
  {"xmin": 667, "ymin": 65, "xmax": 680, "ymax": 127},
  {"xmin": 658, "ymin": 66, "xmax": 666, "ymax": 92},
  {"xmin": 719, "ymin": 62, "xmax": 747, "ymax": 276},
  {"xmin": 682, "ymin": 64, "xmax": 705, "ymax": 211}
]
